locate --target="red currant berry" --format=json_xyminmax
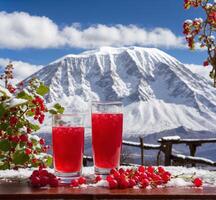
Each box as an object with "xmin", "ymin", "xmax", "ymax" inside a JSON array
[
  {"xmin": 129, "ymin": 179, "xmax": 136, "ymax": 188},
  {"xmin": 138, "ymin": 166, "xmax": 145, "ymax": 173},
  {"xmin": 118, "ymin": 168, "xmax": 125, "ymax": 174},
  {"xmin": 20, "ymin": 134, "xmax": 28, "ymax": 142},
  {"xmin": 108, "ymin": 179, "xmax": 118, "ymax": 189},
  {"xmin": 40, "ymin": 176, "xmax": 49, "ymax": 187},
  {"xmin": 158, "ymin": 166, "xmax": 165, "ymax": 174},
  {"xmin": 140, "ymin": 178, "xmax": 150, "ymax": 188},
  {"xmin": 71, "ymin": 179, "xmax": 79, "ymax": 187},
  {"xmin": 78, "ymin": 176, "xmax": 86, "ymax": 185},
  {"xmin": 95, "ymin": 175, "xmax": 102, "ymax": 183},
  {"xmin": 30, "ymin": 176, "xmax": 41, "ymax": 187},
  {"xmin": 39, "ymin": 138, "xmax": 45, "ymax": 145},
  {"xmin": 193, "ymin": 178, "xmax": 203, "ymax": 187},
  {"xmin": 25, "ymin": 148, "xmax": 32, "ymax": 155},
  {"xmin": 49, "ymin": 177, "xmax": 59, "ymax": 187},
  {"xmin": 39, "ymin": 169, "xmax": 49, "ymax": 177},
  {"xmin": 106, "ymin": 175, "xmax": 115, "ymax": 182}
]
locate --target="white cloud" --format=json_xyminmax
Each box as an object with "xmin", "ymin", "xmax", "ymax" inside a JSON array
[
  {"xmin": 0, "ymin": 11, "xmax": 185, "ymax": 49},
  {"xmin": 0, "ymin": 58, "xmax": 43, "ymax": 84}
]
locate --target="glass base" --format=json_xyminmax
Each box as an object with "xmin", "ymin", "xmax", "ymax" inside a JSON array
[
  {"xmin": 55, "ymin": 171, "xmax": 81, "ymax": 184},
  {"xmin": 94, "ymin": 166, "xmax": 116, "ymax": 175}
]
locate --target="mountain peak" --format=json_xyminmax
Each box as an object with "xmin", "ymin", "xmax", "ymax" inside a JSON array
[{"xmin": 24, "ymin": 47, "xmax": 216, "ymax": 133}]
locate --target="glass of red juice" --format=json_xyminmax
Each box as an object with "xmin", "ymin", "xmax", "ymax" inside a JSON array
[
  {"xmin": 52, "ymin": 114, "xmax": 84, "ymax": 183},
  {"xmin": 91, "ymin": 101, "xmax": 123, "ymax": 174}
]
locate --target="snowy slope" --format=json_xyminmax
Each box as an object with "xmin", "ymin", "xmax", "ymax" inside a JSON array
[{"xmin": 24, "ymin": 46, "xmax": 216, "ymax": 135}]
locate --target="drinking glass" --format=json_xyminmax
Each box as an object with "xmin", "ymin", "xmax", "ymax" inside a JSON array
[
  {"xmin": 52, "ymin": 114, "xmax": 84, "ymax": 183},
  {"xmin": 91, "ymin": 101, "xmax": 123, "ymax": 174}
]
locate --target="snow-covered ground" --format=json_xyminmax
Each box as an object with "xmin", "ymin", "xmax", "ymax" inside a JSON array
[{"xmin": 1, "ymin": 167, "xmax": 216, "ymax": 187}]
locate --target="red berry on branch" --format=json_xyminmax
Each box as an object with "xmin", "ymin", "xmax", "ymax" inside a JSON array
[
  {"xmin": 20, "ymin": 134, "xmax": 28, "ymax": 142},
  {"xmin": 25, "ymin": 148, "xmax": 32, "ymax": 155},
  {"xmin": 203, "ymin": 60, "xmax": 209, "ymax": 67},
  {"xmin": 39, "ymin": 138, "xmax": 45, "ymax": 145}
]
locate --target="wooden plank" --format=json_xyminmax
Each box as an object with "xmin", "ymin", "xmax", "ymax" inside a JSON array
[
  {"xmin": 158, "ymin": 138, "xmax": 216, "ymax": 144},
  {"xmin": 0, "ymin": 182, "xmax": 216, "ymax": 199}
]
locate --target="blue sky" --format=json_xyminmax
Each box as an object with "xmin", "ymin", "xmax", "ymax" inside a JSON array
[{"xmin": 0, "ymin": 0, "xmax": 207, "ymax": 67}]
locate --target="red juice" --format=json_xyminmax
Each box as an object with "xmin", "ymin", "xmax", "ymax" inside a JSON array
[
  {"xmin": 92, "ymin": 113, "xmax": 123, "ymax": 169},
  {"xmin": 52, "ymin": 127, "xmax": 84, "ymax": 173}
]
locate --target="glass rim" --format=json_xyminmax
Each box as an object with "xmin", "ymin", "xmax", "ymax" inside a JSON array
[
  {"xmin": 52, "ymin": 113, "xmax": 87, "ymax": 117},
  {"xmin": 91, "ymin": 101, "xmax": 123, "ymax": 105}
]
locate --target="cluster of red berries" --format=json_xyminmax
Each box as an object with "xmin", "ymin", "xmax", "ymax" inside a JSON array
[
  {"xmin": 183, "ymin": 19, "xmax": 202, "ymax": 50},
  {"xmin": 71, "ymin": 176, "xmax": 87, "ymax": 187},
  {"xmin": 32, "ymin": 96, "xmax": 46, "ymax": 124},
  {"xmin": 105, "ymin": 166, "xmax": 171, "ymax": 189},
  {"xmin": 184, "ymin": 0, "xmax": 202, "ymax": 9},
  {"xmin": 29, "ymin": 168, "xmax": 59, "ymax": 188}
]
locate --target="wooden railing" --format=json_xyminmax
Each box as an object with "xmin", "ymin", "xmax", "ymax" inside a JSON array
[
  {"xmin": 83, "ymin": 136, "xmax": 216, "ymax": 167},
  {"xmin": 158, "ymin": 137, "xmax": 216, "ymax": 167},
  {"xmin": 83, "ymin": 137, "xmax": 161, "ymax": 166}
]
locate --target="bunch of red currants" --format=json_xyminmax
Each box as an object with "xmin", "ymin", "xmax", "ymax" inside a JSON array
[{"xmin": 29, "ymin": 168, "xmax": 59, "ymax": 187}]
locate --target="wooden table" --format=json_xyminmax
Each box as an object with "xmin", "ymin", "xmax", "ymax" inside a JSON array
[{"xmin": 0, "ymin": 181, "xmax": 216, "ymax": 200}]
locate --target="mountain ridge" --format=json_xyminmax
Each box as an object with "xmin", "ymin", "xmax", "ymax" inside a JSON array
[{"xmin": 23, "ymin": 46, "xmax": 216, "ymax": 134}]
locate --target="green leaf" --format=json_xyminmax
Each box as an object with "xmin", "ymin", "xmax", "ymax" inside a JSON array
[
  {"xmin": 26, "ymin": 110, "xmax": 34, "ymax": 116},
  {"xmin": 29, "ymin": 123, "xmax": 40, "ymax": 131},
  {"xmin": 0, "ymin": 162, "xmax": 10, "ymax": 170},
  {"xmin": 0, "ymin": 140, "xmax": 11, "ymax": 151},
  {"xmin": 0, "ymin": 123, "xmax": 8, "ymax": 131},
  {"xmin": 36, "ymin": 83, "xmax": 49, "ymax": 96},
  {"xmin": 49, "ymin": 109, "xmax": 58, "ymax": 114},
  {"xmin": 0, "ymin": 104, "xmax": 6, "ymax": 118},
  {"xmin": 13, "ymin": 150, "xmax": 29, "ymax": 165},
  {"xmin": 17, "ymin": 91, "xmax": 32, "ymax": 100},
  {"xmin": 53, "ymin": 103, "xmax": 64, "ymax": 114},
  {"xmin": 45, "ymin": 155, "xmax": 53, "ymax": 167}
]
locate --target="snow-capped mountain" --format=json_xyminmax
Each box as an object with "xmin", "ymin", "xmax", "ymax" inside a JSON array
[{"xmin": 24, "ymin": 46, "xmax": 216, "ymax": 135}]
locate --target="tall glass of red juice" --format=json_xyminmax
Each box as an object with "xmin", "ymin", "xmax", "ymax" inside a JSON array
[
  {"xmin": 52, "ymin": 114, "xmax": 84, "ymax": 183},
  {"xmin": 91, "ymin": 101, "xmax": 123, "ymax": 174}
]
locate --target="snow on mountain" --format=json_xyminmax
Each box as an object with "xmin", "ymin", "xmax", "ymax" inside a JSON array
[{"xmin": 24, "ymin": 46, "xmax": 216, "ymax": 135}]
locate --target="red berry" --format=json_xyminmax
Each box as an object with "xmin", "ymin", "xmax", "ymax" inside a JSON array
[
  {"xmin": 147, "ymin": 166, "xmax": 155, "ymax": 174},
  {"xmin": 203, "ymin": 60, "xmax": 209, "ymax": 67},
  {"xmin": 140, "ymin": 178, "xmax": 150, "ymax": 188},
  {"xmin": 71, "ymin": 179, "xmax": 79, "ymax": 187},
  {"xmin": 106, "ymin": 175, "xmax": 114, "ymax": 182},
  {"xmin": 108, "ymin": 179, "xmax": 118, "ymax": 189},
  {"xmin": 158, "ymin": 166, "xmax": 165, "ymax": 174},
  {"xmin": 95, "ymin": 175, "xmax": 102, "ymax": 183},
  {"xmin": 118, "ymin": 168, "xmax": 125, "ymax": 174},
  {"xmin": 138, "ymin": 166, "xmax": 145, "ymax": 173},
  {"xmin": 25, "ymin": 148, "xmax": 32, "ymax": 155},
  {"xmin": 193, "ymin": 178, "xmax": 203, "ymax": 187},
  {"xmin": 32, "ymin": 170, "xmax": 39, "ymax": 177},
  {"xmin": 49, "ymin": 177, "xmax": 59, "ymax": 187},
  {"xmin": 110, "ymin": 168, "xmax": 118, "ymax": 174},
  {"xmin": 20, "ymin": 134, "xmax": 28, "ymax": 142},
  {"xmin": 30, "ymin": 176, "xmax": 41, "ymax": 187},
  {"xmin": 48, "ymin": 173, "xmax": 56, "ymax": 179},
  {"xmin": 39, "ymin": 138, "xmax": 45, "ymax": 145},
  {"xmin": 39, "ymin": 169, "xmax": 49, "ymax": 177},
  {"xmin": 78, "ymin": 176, "xmax": 86, "ymax": 185},
  {"xmin": 129, "ymin": 179, "xmax": 136, "ymax": 188},
  {"xmin": 40, "ymin": 176, "xmax": 49, "ymax": 187}
]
